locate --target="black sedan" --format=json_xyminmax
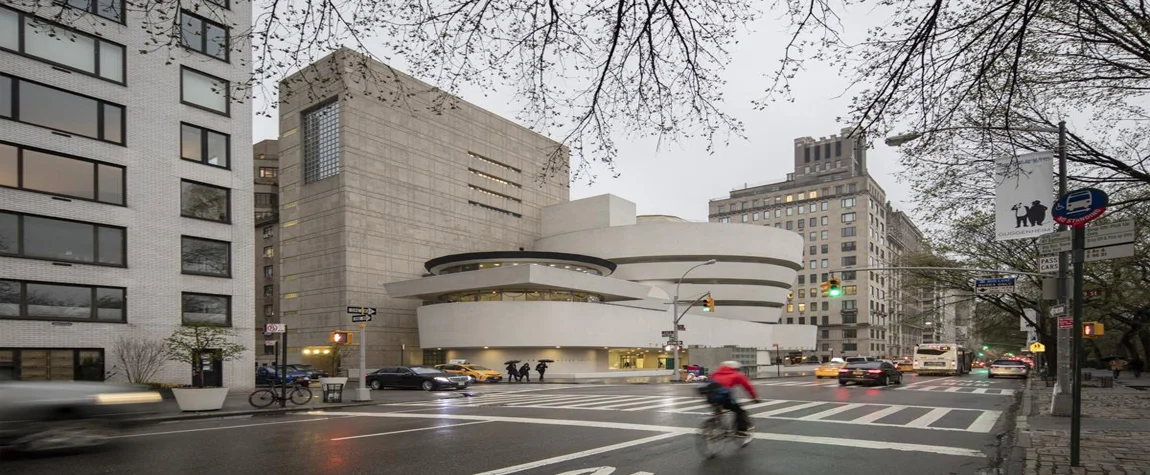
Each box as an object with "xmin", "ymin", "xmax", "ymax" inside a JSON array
[
  {"xmin": 838, "ymin": 361, "xmax": 904, "ymax": 386},
  {"xmin": 365, "ymin": 366, "xmax": 470, "ymax": 391}
]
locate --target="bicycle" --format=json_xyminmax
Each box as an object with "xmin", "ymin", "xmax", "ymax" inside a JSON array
[
  {"xmin": 695, "ymin": 405, "xmax": 754, "ymax": 458},
  {"xmin": 248, "ymin": 381, "xmax": 313, "ymax": 408}
]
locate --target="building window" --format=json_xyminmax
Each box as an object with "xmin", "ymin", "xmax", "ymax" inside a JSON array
[
  {"xmin": 843, "ymin": 329, "xmax": 857, "ymax": 338},
  {"xmin": 180, "ymin": 67, "xmax": 229, "ymax": 115},
  {"xmin": 809, "ymin": 245, "xmax": 817, "ymax": 255},
  {"xmin": 809, "ymin": 191, "xmax": 818, "ymax": 199},
  {"xmin": 820, "ymin": 330, "xmax": 829, "ymax": 338},
  {"xmin": 263, "ymin": 285, "xmax": 273, "ymax": 298},
  {"xmin": 848, "ymin": 183, "xmax": 857, "ymax": 193},
  {"xmin": 303, "ymin": 100, "xmax": 341, "ymax": 183},
  {"xmin": 822, "ymin": 315, "xmax": 829, "ymax": 324},
  {"xmin": 842, "ymin": 256, "xmax": 857, "ymax": 266},
  {"xmin": 804, "ymin": 147, "xmax": 810, "ymax": 162},
  {"xmin": 254, "ymin": 192, "xmax": 278, "ymax": 207},
  {"xmin": 835, "ymin": 141, "xmax": 842, "ymax": 157},
  {"xmin": 259, "ymin": 167, "xmax": 278, "ymax": 178},
  {"xmin": 844, "ymin": 285, "xmax": 858, "ymax": 295},
  {"xmin": 798, "ymin": 289, "xmax": 806, "ymax": 298},
  {"xmin": 842, "ymin": 241, "xmax": 856, "ymax": 252},
  {"xmin": 798, "ymin": 205, "xmax": 805, "ymax": 215},
  {"xmin": 786, "ymin": 304, "xmax": 793, "ymax": 313},
  {"xmin": 808, "ymin": 260, "xmax": 816, "ymax": 270},
  {"xmin": 181, "ymin": 236, "xmax": 230, "ymax": 277},
  {"xmin": 742, "ymin": 214, "xmax": 748, "ymax": 223},
  {"xmin": 841, "ymin": 212, "xmax": 856, "ymax": 223},
  {"xmin": 180, "ymin": 123, "xmax": 229, "ymax": 168},
  {"xmin": 181, "ymin": 292, "xmax": 231, "ymax": 326},
  {"xmin": 821, "ymin": 230, "xmax": 829, "ymax": 240},
  {"xmin": 263, "ymin": 246, "xmax": 274, "ymax": 258},
  {"xmin": 841, "ymin": 197, "xmax": 855, "ymax": 208},
  {"xmin": 842, "ymin": 271, "xmax": 857, "ymax": 280},
  {"xmin": 786, "ymin": 207, "xmax": 794, "ymax": 216},
  {"xmin": 842, "ymin": 343, "xmax": 857, "ymax": 352},
  {"xmin": 263, "ymin": 265, "xmax": 273, "ymax": 279},
  {"xmin": 821, "ymin": 259, "xmax": 828, "ymax": 268},
  {"xmin": 798, "ymin": 316, "xmax": 805, "ymax": 324},
  {"xmin": 820, "ymin": 244, "xmax": 828, "ymax": 254},
  {"xmin": 753, "ymin": 212, "xmax": 760, "ymax": 221},
  {"xmin": 785, "ymin": 221, "xmax": 793, "ymax": 230},
  {"xmin": 0, "ymin": 74, "xmax": 125, "ymax": 144},
  {"xmin": 180, "ymin": 180, "xmax": 230, "ymax": 223},
  {"xmin": 797, "ymin": 219, "xmax": 804, "ymax": 230},
  {"xmin": 180, "ymin": 11, "xmax": 228, "ymax": 61},
  {"xmin": 717, "ymin": 205, "xmax": 726, "ymax": 213},
  {"xmin": 0, "ymin": 279, "xmax": 124, "ymax": 322},
  {"xmin": 56, "ymin": 0, "xmax": 123, "ymax": 22},
  {"xmin": 809, "ymin": 232, "xmax": 816, "ymax": 241},
  {"xmin": 843, "ymin": 300, "xmax": 857, "ymax": 310},
  {"xmin": 841, "ymin": 227, "xmax": 856, "ymax": 237},
  {"xmin": 0, "ymin": 8, "xmax": 126, "ymax": 83},
  {"xmin": 798, "ymin": 275, "xmax": 805, "ymax": 285},
  {"xmin": 786, "ymin": 317, "xmax": 794, "ymax": 324},
  {"xmin": 0, "ymin": 212, "xmax": 125, "ymax": 266},
  {"xmin": 262, "ymin": 226, "xmax": 275, "ymax": 239},
  {"xmin": 263, "ymin": 304, "xmax": 274, "ymax": 317},
  {"xmin": 0, "ymin": 142, "xmax": 125, "ymax": 205},
  {"xmin": 814, "ymin": 146, "xmax": 821, "ymax": 160}
]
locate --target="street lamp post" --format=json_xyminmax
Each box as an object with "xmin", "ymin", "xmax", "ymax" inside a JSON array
[{"xmin": 673, "ymin": 259, "xmax": 716, "ymax": 381}]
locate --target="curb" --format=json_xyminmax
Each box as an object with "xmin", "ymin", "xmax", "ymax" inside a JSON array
[
  {"xmin": 1003, "ymin": 377, "xmax": 1033, "ymax": 475},
  {"xmin": 130, "ymin": 401, "xmax": 382, "ymax": 423}
]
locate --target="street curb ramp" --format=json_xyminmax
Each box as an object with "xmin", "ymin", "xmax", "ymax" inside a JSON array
[{"xmin": 980, "ymin": 377, "xmax": 1029, "ymax": 475}]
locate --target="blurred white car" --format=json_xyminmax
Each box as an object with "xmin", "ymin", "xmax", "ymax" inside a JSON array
[
  {"xmin": 0, "ymin": 377, "xmax": 161, "ymax": 452},
  {"xmin": 989, "ymin": 359, "xmax": 1029, "ymax": 379}
]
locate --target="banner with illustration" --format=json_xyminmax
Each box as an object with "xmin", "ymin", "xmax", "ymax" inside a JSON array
[{"xmin": 995, "ymin": 151, "xmax": 1054, "ymax": 241}]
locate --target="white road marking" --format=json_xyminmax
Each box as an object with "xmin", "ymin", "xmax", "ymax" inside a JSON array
[
  {"xmin": 113, "ymin": 416, "xmax": 346, "ymax": 438},
  {"xmin": 967, "ymin": 410, "xmax": 1002, "ymax": 433},
  {"xmin": 901, "ymin": 376, "xmax": 957, "ymax": 387},
  {"xmin": 521, "ymin": 395, "xmax": 625, "ymax": 407},
  {"xmin": 905, "ymin": 408, "xmax": 952, "ymax": 428},
  {"xmin": 331, "ymin": 420, "xmax": 491, "ymax": 440},
  {"xmin": 553, "ymin": 396, "xmax": 639, "ymax": 408},
  {"xmin": 665, "ymin": 403, "xmax": 717, "ymax": 413},
  {"xmin": 798, "ymin": 403, "xmax": 865, "ymax": 421},
  {"xmin": 595, "ymin": 397, "xmax": 673, "ymax": 409},
  {"xmin": 741, "ymin": 399, "xmax": 791, "ymax": 411},
  {"xmin": 472, "ymin": 433, "xmax": 684, "ymax": 475},
  {"xmin": 749, "ymin": 401, "xmax": 825, "ymax": 418},
  {"xmin": 849, "ymin": 406, "xmax": 905, "ymax": 424},
  {"xmin": 322, "ymin": 411, "xmax": 984, "ymax": 457},
  {"xmin": 622, "ymin": 398, "xmax": 699, "ymax": 411}
]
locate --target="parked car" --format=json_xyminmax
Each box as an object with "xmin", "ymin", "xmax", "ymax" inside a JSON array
[
  {"xmin": 255, "ymin": 365, "xmax": 311, "ymax": 387},
  {"xmin": 435, "ymin": 364, "xmax": 503, "ymax": 383},
  {"xmin": 838, "ymin": 361, "xmax": 903, "ymax": 386},
  {"xmin": 814, "ymin": 361, "xmax": 845, "ymax": 378},
  {"xmin": 0, "ymin": 376, "xmax": 162, "ymax": 452},
  {"xmin": 289, "ymin": 364, "xmax": 329, "ymax": 380},
  {"xmin": 366, "ymin": 366, "xmax": 470, "ymax": 391},
  {"xmin": 989, "ymin": 359, "xmax": 1029, "ymax": 379}
]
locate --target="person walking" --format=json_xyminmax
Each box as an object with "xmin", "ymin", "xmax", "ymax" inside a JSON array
[
  {"xmin": 1133, "ymin": 358, "xmax": 1144, "ymax": 378},
  {"xmin": 506, "ymin": 362, "xmax": 518, "ymax": 382},
  {"xmin": 1110, "ymin": 358, "xmax": 1126, "ymax": 379},
  {"xmin": 536, "ymin": 362, "xmax": 548, "ymax": 381},
  {"xmin": 520, "ymin": 363, "xmax": 532, "ymax": 382}
]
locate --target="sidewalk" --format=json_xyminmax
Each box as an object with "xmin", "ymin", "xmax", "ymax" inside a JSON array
[
  {"xmin": 143, "ymin": 382, "xmax": 386, "ymax": 422},
  {"xmin": 1016, "ymin": 373, "xmax": 1150, "ymax": 475}
]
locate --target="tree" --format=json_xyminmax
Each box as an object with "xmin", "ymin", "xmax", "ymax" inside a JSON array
[
  {"xmin": 111, "ymin": 336, "xmax": 167, "ymax": 384},
  {"xmin": 163, "ymin": 324, "xmax": 247, "ymax": 388}
]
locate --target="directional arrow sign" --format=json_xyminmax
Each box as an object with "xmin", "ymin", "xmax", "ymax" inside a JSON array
[
  {"xmin": 346, "ymin": 306, "xmax": 377, "ymax": 316},
  {"xmin": 352, "ymin": 315, "xmax": 373, "ymax": 323},
  {"xmin": 975, "ymin": 278, "xmax": 1016, "ymax": 295},
  {"xmin": 661, "ymin": 330, "xmax": 674, "ymax": 338}
]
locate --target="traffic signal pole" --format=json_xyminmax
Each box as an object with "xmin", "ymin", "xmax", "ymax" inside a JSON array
[
  {"xmin": 1070, "ymin": 224, "xmax": 1086, "ymax": 466},
  {"xmin": 280, "ymin": 330, "xmax": 288, "ymax": 408},
  {"xmin": 353, "ymin": 322, "xmax": 371, "ymax": 401}
]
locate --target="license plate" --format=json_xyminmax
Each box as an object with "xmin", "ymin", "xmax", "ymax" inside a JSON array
[
  {"xmin": 925, "ymin": 362, "xmax": 944, "ymax": 366},
  {"xmin": 853, "ymin": 370, "xmax": 863, "ymax": 375}
]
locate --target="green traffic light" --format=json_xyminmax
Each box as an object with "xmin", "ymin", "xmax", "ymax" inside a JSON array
[
  {"xmin": 982, "ymin": 345, "xmax": 989, "ymax": 350},
  {"xmin": 828, "ymin": 288, "xmax": 841, "ymax": 297}
]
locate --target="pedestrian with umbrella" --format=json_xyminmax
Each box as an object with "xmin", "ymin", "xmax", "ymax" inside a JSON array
[
  {"xmin": 520, "ymin": 362, "xmax": 532, "ymax": 382},
  {"xmin": 505, "ymin": 360, "xmax": 520, "ymax": 382},
  {"xmin": 536, "ymin": 359, "xmax": 553, "ymax": 381}
]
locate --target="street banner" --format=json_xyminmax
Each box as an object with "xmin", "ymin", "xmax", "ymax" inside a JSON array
[{"xmin": 995, "ymin": 151, "xmax": 1054, "ymax": 241}]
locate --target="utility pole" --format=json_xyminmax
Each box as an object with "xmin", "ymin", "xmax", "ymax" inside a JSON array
[
  {"xmin": 353, "ymin": 322, "xmax": 370, "ymax": 402},
  {"xmin": 1053, "ymin": 120, "xmax": 1073, "ymax": 416},
  {"xmin": 672, "ymin": 260, "xmax": 715, "ymax": 381}
]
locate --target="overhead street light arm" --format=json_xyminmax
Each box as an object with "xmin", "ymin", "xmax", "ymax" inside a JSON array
[
  {"xmin": 829, "ymin": 266, "xmax": 1049, "ymax": 278},
  {"xmin": 884, "ymin": 125, "xmax": 1061, "ymax": 147}
]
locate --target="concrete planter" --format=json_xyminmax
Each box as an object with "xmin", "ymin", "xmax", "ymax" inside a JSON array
[{"xmin": 171, "ymin": 388, "xmax": 228, "ymax": 412}]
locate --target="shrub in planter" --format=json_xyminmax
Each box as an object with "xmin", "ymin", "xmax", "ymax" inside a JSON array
[{"xmin": 163, "ymin": 324, "xmax": 247, "ymax": 411}]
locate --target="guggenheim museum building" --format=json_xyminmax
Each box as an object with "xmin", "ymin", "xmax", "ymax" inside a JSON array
[{"xmin": 384, "ymin": 194, "xmax": 813, "ymax": 378}]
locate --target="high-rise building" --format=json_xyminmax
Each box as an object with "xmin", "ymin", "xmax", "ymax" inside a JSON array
[
  {"xmin": 0, "ymin": 2, "xmax": 254, "ymax": 386},
  {"xmin": 275, "ymin": 49, "xmax": 569, "ymax": 372},
  {"xmin": 709, "ymin": 128, "xmax": 928, "ymax": 361},
  {"xmin": 886, "ymin": 207, "xmax": 927, "ymax": 357},
  {"xmin": 253, "ymin": 140, "xmax": 279, "ymax": 365}
]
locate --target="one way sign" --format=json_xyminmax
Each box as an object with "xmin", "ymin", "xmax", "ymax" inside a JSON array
[{"xmin": 346, "ymin": 306, "xmax": 377, "ymax": 316}]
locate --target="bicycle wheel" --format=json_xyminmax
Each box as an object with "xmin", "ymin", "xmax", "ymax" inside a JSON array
[
  {"xmin": 248, "ymin": 389, "xmax": 277, "ymax": 408},
  {"xmin": 695, "ymin": 416, "xmax": 727, "ymax": 458},
  {"xmin": 289, "ymin": 386, "xmax": 313, "ymax": 405}
]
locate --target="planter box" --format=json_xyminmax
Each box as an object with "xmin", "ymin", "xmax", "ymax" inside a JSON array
[{"xmin": 171, "ymin": 387, "xmax": 228, "ymax": 412}]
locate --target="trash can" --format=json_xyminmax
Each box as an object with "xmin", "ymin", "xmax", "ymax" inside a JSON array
[{"xmin": 322, "ymin": 383, "xmax": 344, "ymax": 403}]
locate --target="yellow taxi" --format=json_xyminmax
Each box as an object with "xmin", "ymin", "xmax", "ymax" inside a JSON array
[
  {"xmin": 815, "ymin": 361, "xmax": 846, "ymax": 378},
  {"xmin": 896, "ymin": 361, "xmax": 914, "ymax": 372},
  {"xmin": 435, "ymin": 363, "xmax": 504, "ymax": 383}
]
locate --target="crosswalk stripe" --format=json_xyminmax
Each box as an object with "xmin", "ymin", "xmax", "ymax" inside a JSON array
[
  {"xmin": 905, "ymin": 408, "xmax": 951, "ymax": 428},
  {"xmin": 668, "ymin": 403, "xmax": 718, "ymax": 413},
  {"xmin": 551, "ymin": 396, "xmax": 637, "ymax": 408},
  {"xmin": 798, "ymin": 403, "xmax": 865, "ymax": 421},
  {"xmin": 503, "ymin": 395, "xmax": 605, "ymax": 406},
  {"xmin": 741, "ymin": 399, "xmax": 790, "ymax": 411},
  {"xmin": 967, "ymin": 410, "xmax": 1002, "ymax": 432},
  {"xmin": 750, "ymin": 401, "xmax": 825, "ymax": 418},
  {"xmin": 849, "ymin": 405, "xmax": 905, "ymax": 424},
  {"xmin": 596, "ymin": 397, "xmax": 675, "ymax": 409},
  {"xmin": 621, "ymin": 398, "xmax": 699, "ymax": 412}
]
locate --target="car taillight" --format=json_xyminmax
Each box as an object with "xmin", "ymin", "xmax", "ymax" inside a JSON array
[
  {"xmin": 839, "ymin": 369, "xmax": 850, "ymax": 373},
  {"xmin": 866, "ymin": 369, "xmax": 883, "ymax": 374}
]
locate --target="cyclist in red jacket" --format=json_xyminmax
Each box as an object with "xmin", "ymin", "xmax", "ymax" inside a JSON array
[{"xmin": 707, "ymin": 361, "xmax": 760, "ymax": 436}]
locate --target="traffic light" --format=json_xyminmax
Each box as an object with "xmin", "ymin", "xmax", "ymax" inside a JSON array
[
  {"xmin": 820, "ymin": 281, "xmax": 830, "ymax": 298},
  {"xmin": 1083, "ymin": 322, "xmax": 1104, "ymax": 339},
  {"xmin": 704, "ymin": 296, "xmax": 716, "ymax": 312},
  {"xmin": 982, "ymin": 345, "xmax": 989, "ymax": 350},
  {"xmin": 827, "ymin": 277, "xmax": 842, "ymax": 298},
  {"xmin": 330, "ymin": 331, "xmax": 352, "ymax": 345}
]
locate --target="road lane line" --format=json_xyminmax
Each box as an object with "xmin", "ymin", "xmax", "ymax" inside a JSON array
[
  {"xmin": 596, "ymin": 397, "xmax": 674, "ymax": 409},
  {"xmin": 331, "ymin": 420, "xmax": 491, "ymax": 440},
  {"xmin": 849, "ymin": 406, "xmax": 904, "ymax": 424},
  {"xmin": 749, "ymin": 401, "xmax": 825, "ymax": 418},
  {"xmin": 741, "ymin": 399, "xmax": 790, "ymax": 411},
  {"xmin": 622, "ymin": 398, "xmax": 699, "ymax": 411},
  {"xmin": 747, "ymin": 431, "xmax": 984, "ymax": 456},
  {"xmin": 902, "ymin": 376, "xmax": 957, "ymax": 387},
  {"xmin": 472, "ymin": 432, "xmax": 685, "ymax": 475},
  {"xmin": 509, "ymin": 395, "xmax": 617, "ymax": 406},
  {"xmin": 966, "ymin": 410, "xmax": 1002, "ymax": 433},
  {"xmin": 945, "ymin": 387, "xmax": 963, "ymax": 392},
  {"xmin": 798, "ymin": 403, "xmax": 863, "ymax": 421},
  {"xmin": 905, "ymin": 408, "xmax": 951, "ymax": 428},
  {"xmin": 112, "ymin": 416, "xmax": 348, "ymax": 438},
  {"xmin": 550, "ymin": 396, "xmax": 638, "ymax": 408},
  {"xmin": 667, "ymin": 402, "xmax": 719, "ymax": 413}
]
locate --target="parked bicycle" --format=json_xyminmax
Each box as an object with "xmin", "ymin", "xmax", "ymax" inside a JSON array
[
  {"xmin": 696, "ymin": 408, "xmax": 752, "ymax": 458},
  {"xmin": 248, "ymin": 381, "xmax": 313, "ymax": 408}
]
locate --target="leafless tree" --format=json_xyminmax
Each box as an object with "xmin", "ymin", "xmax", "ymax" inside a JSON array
[{"xmin": 112, "ymin": 335, "xmax": 166, "ymax": 383}]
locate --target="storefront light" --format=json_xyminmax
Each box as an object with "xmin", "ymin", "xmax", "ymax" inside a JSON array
[
  {"xmin": 302, "ymin": 349, "xmax": 312, "ymax": 355},
  {"xmin": 322, "ymin": 349, "xmax": 331, "ymax": 354}
]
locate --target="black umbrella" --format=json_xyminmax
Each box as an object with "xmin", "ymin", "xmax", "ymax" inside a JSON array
[
  {"xmin": 538, "ymin": 359, "xmax": 555, "ymax": 363},
  {"xmin": 503, "ymin": 360, "xmax": 521, "ymax": 365}
]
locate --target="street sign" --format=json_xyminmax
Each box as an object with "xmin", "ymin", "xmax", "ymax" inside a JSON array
[
  {"xmin": 1038, "ymin": 221, "xmax": 1135, "ymax": 255},
  {"xmin": 666, "ymin": 340, "xmax": 682, "ymax": 346},
  {"xmin": 1029, "ymin": 342, "xmax": 1046, "ymax": 353},
  {"xmin": 352, "ymin": 314, "xmax": 373, "ymax": 323},
  {"xmin": 1052, "ymin": 305, "xmax": 1066, "ymax": 315},
  {"xmin": 975, "ymin": 277, "xmax": 1016, "ymax": 295},
  {"xmin": 1083, "ymin": 288, "xmax": 1105, "ymax": 299},
  {"xmin": 661, "ymin": 330, "xmax": 674, "ymax": 338},
  {"xmin": 1021, "ymin": 309, "xmax": 1037, "ymax": 331},
  {"xmin": 265, "ymin": 323, "xmax": 286, "ymax": 333},
  {"xmin": 1084, "ymin": 243, "xmax": 1136, "ymax": 262},
  {"xmin": 347, "ymin": 306, "xmax": 377, "ymax": 316},
  {"xmin": 264, "ymin": 340, "xmax": 277, "ymax": 346},
  {"xmin": 677, "ymin": 324, "xmax": 686, "ymax": 331},
  {"xmin": 1058, "ymin": 317, "xmax": 1074, "ymax": 329},
  {"xmin": 1052, "ymin": 188, "xmax": 1108, "ymax": 227},
  {"xmin": 1038, "ymin": 255, "xmax": 1058, "ymax": 274}
]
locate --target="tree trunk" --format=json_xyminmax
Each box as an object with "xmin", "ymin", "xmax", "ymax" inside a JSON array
[{"xmin": 1121, "ymin": 327, "xmax": 1140, "ymax": 359}]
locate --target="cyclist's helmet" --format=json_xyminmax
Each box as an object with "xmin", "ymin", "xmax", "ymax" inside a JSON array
[{"xmin": 719, "ymin": 360, "xmax": 741, "ymax": 370}]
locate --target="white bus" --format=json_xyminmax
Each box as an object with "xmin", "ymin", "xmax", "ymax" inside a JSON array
[{"xmin": 913, "ymin": 344, "xmax": 973, "ymax": 376}]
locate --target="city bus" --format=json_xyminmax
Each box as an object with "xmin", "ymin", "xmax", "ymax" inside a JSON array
[{"xmin": 912, "ymin": 344, "xmax": 973, "ymax": 376}]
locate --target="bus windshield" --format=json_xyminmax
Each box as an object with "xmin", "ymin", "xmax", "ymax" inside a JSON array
[{"xmin": 915, "ymin": 349, "xmax": 948, "ymax": 356}]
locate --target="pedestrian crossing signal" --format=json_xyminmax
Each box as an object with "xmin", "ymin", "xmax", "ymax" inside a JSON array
[
  {"xmin": 1083, "ymin": 322, "xmax": 1103, "ymax": 339},
  {"xmin": 827, "ymin": 278, "xmax": 842, "ymax": 298},
  {"xmin": 704, "ymin": 296, "xmax": 716, "ymax": 312},
  {"xmin": 330, "ymin": 331, "xmax": 352, "ymax": 345}
]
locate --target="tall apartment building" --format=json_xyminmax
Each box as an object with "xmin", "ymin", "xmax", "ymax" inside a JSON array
[
  {"xmin": 709, "ymin": 128, "xmax": 927, "ymax": 361},
  {"xmin": 0, "ymin": 1, "xmax": 253, "ymax": 386},
  {"xmin": 275, "ymin": 49, "xmax": 569, "ymax": 372},
  {"xmin": 886, "ymin": 208, "xmax": 927, "ymax": 357},
  {"xmin": 923, "ymin": 288, "xmax": 974, "ymax": 346},
  {"xmin": 253, "ymin": 140, "xmax": 279, "ymax": 365}
]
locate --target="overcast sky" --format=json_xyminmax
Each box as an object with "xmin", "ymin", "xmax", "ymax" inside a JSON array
[{"xmin": 251, "ymin": 7, "xmax": 915, "ymax": 224}]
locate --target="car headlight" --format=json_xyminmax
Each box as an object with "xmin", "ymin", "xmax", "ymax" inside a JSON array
[
  {"xmin": 435, "ymin": 377, "xmax": 449, "ymax": 382},
  {"xmin": 94, "ymin": 391, "xmax": 163, "ymax": 405}
]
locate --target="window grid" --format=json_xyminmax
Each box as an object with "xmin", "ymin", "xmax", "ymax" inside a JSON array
[
  {"xmin": 302, "ymin": 100, "xmax": 341, "ymax": 183},
  {"xmin": 0, "ymin": 278, "xmax": 126, "ymax": 322}
]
